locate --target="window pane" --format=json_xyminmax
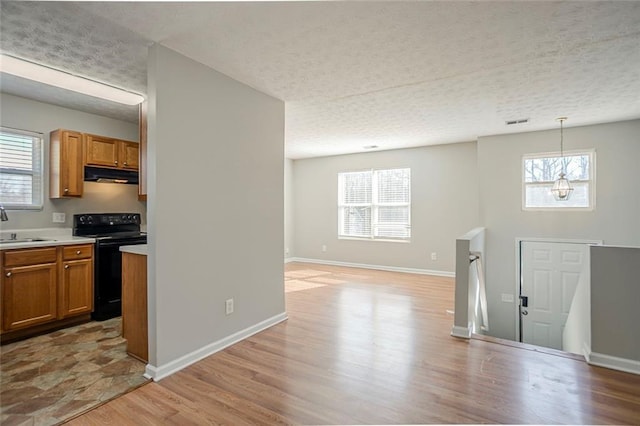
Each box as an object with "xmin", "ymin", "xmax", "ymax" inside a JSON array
[
  {"xmin": 0, "ymin": 174, "xmax": 33, "ymax": 204},
  {"xmin": 340, "ymin": 171, "xmax": 371, "ymax": 204},
  {"xmin": 524, "ymin": 154, "xmax": 590, "ymax": 183},
  {"xmin": 525, "ymin": 181, "xmax": 590, "ymax": 208},
  {"xmin": 338, "ymin": 167, "xmax": 411, "ymax": 240},
  {"xmin": 0, "ymin": 127, "xmax": 43, "ymax": 208},
  {"xmin": 340, "ymin": 206, "xmax": 371, "ymax": 237},
  {"xmin": 378, "ymin": 206, "xmax": 409, "ymax": 223},
  {"xmin": 377, "ymin": 168, "xmax": 410, "ymax": 203},
  {"xmin": 375, "ymin": 225, "xmax": 410, "ymax": 239}
]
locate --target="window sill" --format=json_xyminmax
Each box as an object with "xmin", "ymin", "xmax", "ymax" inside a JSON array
[{"xmin": 338, "ymin": 236, "xmax": 410, "ymax": 243}]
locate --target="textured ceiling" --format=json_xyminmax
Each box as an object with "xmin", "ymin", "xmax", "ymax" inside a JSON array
[{"xmin": 1, "ymin": 1, "xmax": 639, "ymax": 158}]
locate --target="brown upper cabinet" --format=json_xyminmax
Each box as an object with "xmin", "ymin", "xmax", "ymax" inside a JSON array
[
  {"xmin": 138, "ymin": 101, "xmax": 147, "ymax": 201},
  {"xmin": 85, "ymin": 134, "xmax": 139, "ymax": 171},
  {"xmin": 50, "ymin": 129, "xmax": 84, "ymax": 198}
]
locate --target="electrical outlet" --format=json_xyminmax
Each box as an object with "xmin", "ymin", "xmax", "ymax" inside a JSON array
[
  {"xmin": 285, "ymin": 247, "xmax": 290, "ymax": 255},
  {"xmin": 322, "ymin": 245, "xmax": 327, "ymax": 252},
  {"xmin": 431, "ymin": 252, "xmax": 437, "ymax": 261},
  {"xmin": 225, "ymin": 298, "xmax": 234, "ymax": 315},
  {"xmin": 501, "ymin": 293, "xmax": 514, "ymax": 303},
  {"xmin": 52, "ymin": 212, "xmax": 66, "ymax": 223}
]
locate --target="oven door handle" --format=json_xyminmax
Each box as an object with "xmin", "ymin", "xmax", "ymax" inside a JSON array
[{"xmin": 96, "ymin": 239, "xmax": 147, "ymax": 248}]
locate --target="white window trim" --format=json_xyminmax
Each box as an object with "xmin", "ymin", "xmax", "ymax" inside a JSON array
[
  {"xmin": 522, "ymin": 149, "xmax": 595, "ymax": 212},
  {"xmin": 337, "ymin": 167, "xmax": 411, "ymax": 242},
  {"xmin": 0, "ymin": 126, "xmax": 44, "ymax": 210}
]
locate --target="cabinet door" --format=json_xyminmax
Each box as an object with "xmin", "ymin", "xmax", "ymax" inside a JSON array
[
  {"xmin": 60, "ymin": 259, "xmax": 93, "ymax": 318},
  {"xmin": 119, "ymin": 141, "xmax": 139, "ymax": 170},
  {"xmin": 86, "ymin": 134, "xmax": 119, "ymax": 168},
  {"xmin": 2, "ymin": 263, "xmax": 57, "ymax": 331},
  {"xmin": 52, "ymin": 130, "xmax": 83, "ymax": 198},
  {"xmin": 138, "ymin": 101, "xmax": 147, "ymax": 200}
]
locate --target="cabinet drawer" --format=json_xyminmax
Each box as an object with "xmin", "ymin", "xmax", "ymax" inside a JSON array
[
  {"xmin": 3, "ymin": 248, "xmax": 57, "ymax": 267},
  {"xmin": 62, "ymin": 245, "xmax": 93, "ymax": 260}
]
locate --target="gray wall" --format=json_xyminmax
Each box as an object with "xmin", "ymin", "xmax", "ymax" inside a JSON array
[
  {"xmin": 590, "ymin": 245, "xmax": 640, "ymax": 362},
  {"xmin": 284, "ymin": 158, "xmax": 294, "ymax": 259},
  {"xmin": 0, "ymin": 93, "xmax": 145, "ymax": 229},
  {"xmin": 478, "ymin": 119, "xmax": 640, "ymax": 340},
  {"xmin": 292, "ymin": 142, "xmax": 479, "ymax": 273},
  {"xmin": 147, "ymin": 45, "xmax": 285, "ymax": 367}
]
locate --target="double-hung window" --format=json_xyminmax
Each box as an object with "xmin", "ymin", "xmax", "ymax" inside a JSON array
[
  {"xmin": 338, "ymin": 168, "xmax": 411, "ymax": 241},
  {"xmin": 0, "ymin": 127, "xmax": 44, "ymax": 209},
  {"xmin": 523, "ymin": 150, "xmax": 594, "ymax": 210}
]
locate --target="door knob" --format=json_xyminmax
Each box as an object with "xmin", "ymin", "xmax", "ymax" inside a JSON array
[{"xmin": 522, "ymin": 309, "xmax": 528, "ymax": 315}]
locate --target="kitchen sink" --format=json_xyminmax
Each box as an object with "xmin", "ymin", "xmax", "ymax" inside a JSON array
[{"xmin": 0, "ymin": 238, "xmax": 55, "ymax": 243}]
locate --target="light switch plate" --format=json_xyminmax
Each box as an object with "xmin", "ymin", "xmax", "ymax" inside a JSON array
[
  {"xmin": 52, "ymin": 212, "xmax": 66, "ymax": 223},
  {"xmin": 501, "ymin": 293, "xmax": 514, "ymax": 303}
]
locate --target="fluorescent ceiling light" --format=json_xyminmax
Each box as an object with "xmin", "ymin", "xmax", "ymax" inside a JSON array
[{"xmin": 0, "ymin": 54, "xmax": 144, "ymax": 105}]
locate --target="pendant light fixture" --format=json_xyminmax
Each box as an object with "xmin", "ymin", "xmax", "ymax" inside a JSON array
[{"xmin": 551, "ymin": 117, "xmax": 573, "ymax": 201}]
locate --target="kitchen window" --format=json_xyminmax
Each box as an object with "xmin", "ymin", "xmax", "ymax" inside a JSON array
[
  {"xmin": 338, "ymin": 168, "xmax": 411, "ymax": 241},
  {"xmin": 523, "ymin": 150, "xmax": 594, "ymax": 210},
  {"xmin": 0, "ymin": 127, "xmax": 44, "ymax": 209}
]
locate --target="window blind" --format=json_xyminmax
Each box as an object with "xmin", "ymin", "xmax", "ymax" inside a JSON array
[
  {"xmin": 0, "ymin": 127, "xmax": 44, "ymax": 209},
  {"xmin": 338, "ymin": 168, "xmax": 411, "ymax": 240}
]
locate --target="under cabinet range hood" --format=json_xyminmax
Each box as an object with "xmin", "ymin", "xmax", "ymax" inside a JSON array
[{"xmin": 84, "ymin": 166, "xmax": 138, "ymax": 184}]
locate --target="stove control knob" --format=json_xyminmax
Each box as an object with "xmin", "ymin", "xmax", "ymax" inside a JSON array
[
  {"xmin": 79, "ymin": 216, "xmax": 85, "ymax": 223},
  {"xmin": 87, "ymin": 216, "xmax": 94, "ymax": 223}
]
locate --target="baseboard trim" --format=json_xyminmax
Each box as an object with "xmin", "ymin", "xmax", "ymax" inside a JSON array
[
  {"xmin": 588, "ymin": 351, "xmax": 640, "ymax": 375},
  {"xmin": 144, "ymin": 312, "xmax": 288, "ymax": 381},
  {"xmin": 289, "ymin": 257, "xmax": 455, "ymax": 278},
  {"xmin": 284, "ymin": 257, "xmax": 295, "ymax": 264},
  {"xmin": 451, "ymin": 325, "xmax": 471, "ymax": 339},
  {"xmin": 582, "ymin": 342, "xmax": 591, "ymax": 362}
]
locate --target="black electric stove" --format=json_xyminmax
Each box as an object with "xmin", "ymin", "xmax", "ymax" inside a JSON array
[{"xmin": 73, "ymin": 213, "xmax": 147, "ymax": 321}]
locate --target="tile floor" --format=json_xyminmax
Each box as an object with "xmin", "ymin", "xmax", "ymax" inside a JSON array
[{"xmin": 1, "ymin": 318, "xmax": 149, "ymax": 425}]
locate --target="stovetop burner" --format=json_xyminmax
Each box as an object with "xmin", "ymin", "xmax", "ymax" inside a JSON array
[{"xmin": 73, "ymin": 213, "xmax": 143, "ymax": 238}]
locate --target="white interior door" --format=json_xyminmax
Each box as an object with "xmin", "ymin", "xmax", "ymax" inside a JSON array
[{"xmin": 520, "ymin": 241, "xmax": 588, "ymax": 350}]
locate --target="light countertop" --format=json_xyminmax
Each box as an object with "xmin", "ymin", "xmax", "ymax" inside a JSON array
[
  {"xmin": 0, "ymin": 228, "xmax": 95, "ymax": 250},
  {"xmin": 120, "ymin": 244, "xmax": 148, "ymax": 256}
]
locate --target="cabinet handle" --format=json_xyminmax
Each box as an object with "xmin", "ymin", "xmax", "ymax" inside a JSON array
[
  {"xmin": 64, "ymin": 265, "xmax": 70, "ymax": 269},
  {"xmin": 5, "ymin": 272, "xmax": 11, "ymax": 277},
  {"xmin": 124, "ymin": 162, "xmax": 128, "ymax": 166},
  {"xmin": 115, "ymin": 160, "xmax": 118, "ymax": 165},
  {"xmin": 76, "ymin": 250, "xmax": 81, "ymax": 255},
  {"xmin": 64, "ymin": 188, "xmax": 69, "ymax": 193}
]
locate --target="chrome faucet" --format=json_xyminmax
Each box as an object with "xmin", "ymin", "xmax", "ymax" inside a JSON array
[{"xmin": 0, "ymin": 205, "xmax": 8, "ymax": 222}]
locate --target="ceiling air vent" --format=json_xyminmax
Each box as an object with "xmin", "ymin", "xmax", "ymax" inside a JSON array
[{"xmin": 505, "ymin": 118, "xmax": 529, "ymax": 125}]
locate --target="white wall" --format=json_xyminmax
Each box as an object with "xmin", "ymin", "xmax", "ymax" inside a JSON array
[
  {"xmin": 284, "ymin": 158, "xmax": 294, "ymax": 259},
  {"xmin": 478, "ymin": 119, "xmax": 640, "ymax": 340},
  {"xmin": 292, "ymin": 142, "xmax": 479, "ymax": 274},
  {"xmin": 147, "ymin": 45, "xmax": 285, "ymax": 371},
  {"xmin": 0, "ymin": 93, "xmax": 145, "ymax": 229}
]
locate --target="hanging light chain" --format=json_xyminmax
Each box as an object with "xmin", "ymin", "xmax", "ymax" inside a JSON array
[{"xmin": 557, "ymin": 117, "xmax": 568, "ymax": 174}]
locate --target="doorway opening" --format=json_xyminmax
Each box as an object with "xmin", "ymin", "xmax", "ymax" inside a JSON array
[{"xmin": 515, "ymin": 238, "xmax": 601, "ymax": 351}]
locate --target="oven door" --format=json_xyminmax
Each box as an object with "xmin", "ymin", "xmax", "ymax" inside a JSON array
[{"xmin": 93, "ymin": 236, "xmax": 147, "ymax": 321}]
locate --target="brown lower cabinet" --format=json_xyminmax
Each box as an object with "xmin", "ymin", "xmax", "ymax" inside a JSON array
[
  {"xmin": 121, "ymin": 251, "xmax": 148, "ymax": 362},
  {"xmin": 1, "ymin": 244, "xmax": 94, "ymax": 341}
]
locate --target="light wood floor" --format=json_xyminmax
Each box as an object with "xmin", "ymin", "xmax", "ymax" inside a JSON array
[{"xmin": 69, "ymin": 263, "xmax": 640, "ymax": 425}]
